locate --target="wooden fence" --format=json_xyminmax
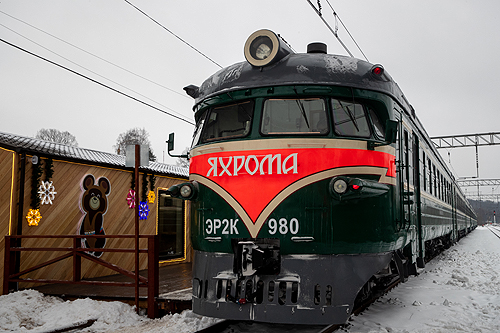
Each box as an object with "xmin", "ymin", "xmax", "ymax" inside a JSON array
[{"xmin": 3, "ymin": 234, "xmax": 159, "ymax": 318}]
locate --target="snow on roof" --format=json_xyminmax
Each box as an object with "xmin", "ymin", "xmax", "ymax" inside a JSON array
[{"xmin": 0, "ymin": 131, "xmax": 188, "ymax": 178}]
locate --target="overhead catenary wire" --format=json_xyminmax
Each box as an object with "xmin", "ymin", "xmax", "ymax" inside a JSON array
[
  {"xmin": 306, "ymin": 0, "xmax": 353, "ymax": 57},
  {"xmin": 306, "ymin": 0, "xmax": 370, "ymax": 62},
  {"xmin": 324, "ymin": 0, "xmax": 369, "ymax": 62},
  {"xmin": 123, "ymin": 0, "xmax": 223, "ymax": 69},
  {"xmin": 0, "ymin": 23, "xmax": 190, "ymax": 121},
  {"xmin": 0, "ymin": 37, "xmax": 195, "ymax": 126},
  {"xmin": 0, "ymin": 10, "xmax": 191, "ymax": 100}
]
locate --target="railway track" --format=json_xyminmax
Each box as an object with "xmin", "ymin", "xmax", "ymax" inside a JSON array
[{"xmin": 486, "ymin": 225, "xmax": 500, "ymax": 239}]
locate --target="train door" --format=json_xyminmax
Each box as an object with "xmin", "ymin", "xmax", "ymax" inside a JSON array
[
  {"xmin": 396, "ymin": 124, "xmax": 419, "ymax": 277},
  {"xmin": 412, "ymin": 135, "xmax": 425, "ymax": 267},
  {"xmin": 401, "ymin": 129, "xmax": 413, "ymax": 229}
]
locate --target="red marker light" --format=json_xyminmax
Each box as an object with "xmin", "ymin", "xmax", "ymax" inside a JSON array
[
  {"xmin": 372, "ymin": 66, "xmax": 383, "ymax": 76},
  {"xmin": 352, "ymin": 184, "xmax": 361, "ymax": 190}
]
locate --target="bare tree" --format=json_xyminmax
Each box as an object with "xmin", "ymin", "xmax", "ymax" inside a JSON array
[
  {"xmin": 176, "ymin": 147, "xmax": 190, "ymax": 168},
  {"xmin": 35, "ymin": 128, "xmax": 78, "ymax": 146},
  {"xmin": 113, "ymin": 127, "xmax": 156, "ymax": 161}
]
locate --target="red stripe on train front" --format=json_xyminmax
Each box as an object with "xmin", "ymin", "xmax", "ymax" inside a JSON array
[{"xmin": 190, "ymin": 148, "xmax": 395, "ymax": 224}]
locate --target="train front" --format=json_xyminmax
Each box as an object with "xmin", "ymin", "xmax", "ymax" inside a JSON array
[{"xmin": 169, "ymin": 30, "xmax": 401, "ymax": 325}]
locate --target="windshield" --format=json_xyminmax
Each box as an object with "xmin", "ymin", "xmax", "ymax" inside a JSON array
[
  {"xmin": 198, "ymin": 101, "xmax": 254, "ymax": 144},
  {"xmin": 331, "ymin": 99, "xmax": 371, "ymax": 138},
  {"xmin": 261, "ymin": 98, "xmax": 328, "ymax": 135}
]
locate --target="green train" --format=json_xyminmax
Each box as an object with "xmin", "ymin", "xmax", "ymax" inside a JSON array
[{"xmin": 167, "ymin": 29, "xmax": 477, "ymax": 325}]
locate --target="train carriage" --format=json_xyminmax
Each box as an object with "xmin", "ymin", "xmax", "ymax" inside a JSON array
[{"xmin": 167, "ymin": 29, "xmax": 476, "ymax": 325}]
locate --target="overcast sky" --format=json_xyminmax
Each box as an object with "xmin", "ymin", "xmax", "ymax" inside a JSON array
[{"xmin": 1, "ymin": 1, "xmax": 499, "ymax": 195}]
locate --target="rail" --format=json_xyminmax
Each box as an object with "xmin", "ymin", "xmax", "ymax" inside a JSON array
[
  {"xmin": 3, "ymin": 234, "xmax": 159, "ymax": 318},
  {"xmin": 486, "ymin": 225, "xmax": 500, "ymax": 240}
]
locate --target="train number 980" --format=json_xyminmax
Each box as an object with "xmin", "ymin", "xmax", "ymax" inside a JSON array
[{"xmin": 268, "ymin": 218, "xmax": 299, "ymax": 235}]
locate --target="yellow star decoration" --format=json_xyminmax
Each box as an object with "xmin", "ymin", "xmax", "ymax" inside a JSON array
[
  {"xmin": 147, "ymin": 190, "xmax": 156, "ymax": 204},
  {"xmin": 26, "ymin": 209, "xmax": 42, "ymax": 226}
]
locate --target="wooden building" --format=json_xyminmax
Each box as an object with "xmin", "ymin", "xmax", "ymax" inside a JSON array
[{"xmin": 0, "ymin": 131, "xmax": 190, "ymax": 291}]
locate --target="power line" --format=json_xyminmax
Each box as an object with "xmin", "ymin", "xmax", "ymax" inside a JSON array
[
  {"xmin": 306, "ymin": 0, "xmax": 370, "ymax": 62},
  {"xmin": 0, "ymin": 23, "xmax": 190, "ymax": 121},
  {"xmin": 306, "ymin": 0, "xmax": 353, "ymax": 57},
  {"xmin": 324, "ymin": 0, "xmax": 369, "ymax": 62},
  {"xmin": 0, "ymin": 37, "xmax": 195, "ymax": 126},
  {"xmin": 0, "ymin": 10, "xmax": 190, "ymax": 100},
  {"xmin": 123, "ymin": 0, "xmax": 223, "ymax": 69}
]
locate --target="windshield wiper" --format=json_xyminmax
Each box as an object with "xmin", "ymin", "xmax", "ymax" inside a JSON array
[
  {"xmin": 338, "ymin": 101, "xmax": 359, "ymax": 132},
  {"xmin": 295, "ymin": 100, "xmax": 310, "ymax": 129}
]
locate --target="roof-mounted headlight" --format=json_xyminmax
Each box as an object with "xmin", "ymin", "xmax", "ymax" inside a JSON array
[{"xmin": 244, "ymin": 29, "xmax": 294, "ymax": 67}]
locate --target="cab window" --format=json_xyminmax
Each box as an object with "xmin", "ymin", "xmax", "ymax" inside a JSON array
[
  {"xmin": 199, "ymin": 101, "xmax": 254, "ymax": 143},
  {"xmin": 261, "ymin": 98, "xmax": 328, "ymax": 135},
  {"xmin": 191, "ymin": 109, "xmax": 207, "ymax": 148},
  {"xmin": 331, "ymin": 99, "xmax": 370, "ymax": 138},
  {"xmin": 368, "ymin": 107, "xmax": 385, "ymax": 139}
]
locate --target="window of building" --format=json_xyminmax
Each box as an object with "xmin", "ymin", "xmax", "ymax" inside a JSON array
[{"xmin": 157, "ymin": 190, "xmax": 185, "ymax": 260}]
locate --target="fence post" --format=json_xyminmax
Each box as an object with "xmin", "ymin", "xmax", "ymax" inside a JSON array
[
  {"xmin": 147, "ymin": 235, "xmax": 159, "ymax": 318},
  {"xmin": 3, "ymin": 236, "xmax": 17, "ymax": 295},
  {"xmin": 73, "ymin": 237, "xmax": 81, "ymax": 282}
]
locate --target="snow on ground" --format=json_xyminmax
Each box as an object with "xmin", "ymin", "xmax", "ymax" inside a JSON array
[
  {"xmin": 0, "ymin": 290, "xmax": 220, "ymax": 333},
  {"xmin": 0, "ymin": 226, "xmax": 499, "ymax": 332},
  {"xmin": 346, "ymin": 226, "xmax": 500, "ymax": 332}
]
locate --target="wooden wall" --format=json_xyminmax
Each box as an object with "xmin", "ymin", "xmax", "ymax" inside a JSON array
[
  {"xmin": 2, "ymin": 152, "xmax": 189, "ymax": 290},
  {"xmin": 0, "ymin": 147, "xmax": 16, "ymax": 290}
]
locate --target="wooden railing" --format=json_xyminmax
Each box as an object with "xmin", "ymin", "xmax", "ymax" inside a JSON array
[{"xmin": 3, "ymin": 234, "xmax": 159, "ymax": 318}]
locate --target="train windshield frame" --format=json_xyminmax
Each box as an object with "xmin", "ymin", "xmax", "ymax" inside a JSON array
[
  {"xmin": 197, "ymin": 101, "xmax": 254, "ymax": 144},
  {"xmin": 260, "ymin": 98, "xmax": 329, "ymax": 135}
]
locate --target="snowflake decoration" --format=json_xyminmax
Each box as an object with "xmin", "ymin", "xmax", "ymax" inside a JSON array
[
  {"xmin": 147, "ymin": 190, "xmax": 155, "ymax": 204},
  {"xmin": 38, "ymin": 181, "xmax": 57, "ymax": 205},
  {"xmin": 139, "ymin": 201, "xmax": 150, "ymax": 220},
  {"xmin": 127, "ymin": 189, "xmax": 136, "ymax": 209},
  {"xmin": 26, "ymin": 209, "xmax": 42, "ymax": 226}
]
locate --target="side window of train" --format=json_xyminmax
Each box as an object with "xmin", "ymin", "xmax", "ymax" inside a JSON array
[
  {"xmin": 200, "ymin": 101, "xmax": 254, "ymax": 143},
  {"xmin": 422, "ymin": 151, "xmax": 427, "ymax": 191},
  {"xmin": 433, "ymin": 165, "xmax": 437, "ymax": 197},
  {"xmin": 367, "ymin": 107, "xmax": 385, "ymax": 139},
  {"xmin": 330, "ymin": 99, "xmax": 370, "ymax": 138},
  {"xmin": 261, "ymin": 98, "xmax": 328, "ymax": 135},
  {"xmin": 191, "ymin": 109, "xmax": 208, "ymax": 147},
  {"xmin": 428, "ymin": 159, "xmax": 432, "ymax": 194}
]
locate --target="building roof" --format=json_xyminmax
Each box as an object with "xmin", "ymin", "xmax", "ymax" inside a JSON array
[{"xmin": 0, "ymin": 131, "xmax": 188, "ymax": 178}]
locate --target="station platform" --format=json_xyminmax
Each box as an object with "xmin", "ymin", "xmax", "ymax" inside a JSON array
[{"xmin": 33, "ymin": 262, "xmax": 193, "ymax": 315}]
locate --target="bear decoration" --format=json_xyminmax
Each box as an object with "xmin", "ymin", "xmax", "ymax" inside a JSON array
[{"xmin": 77, "ymin": 174, "xmax": 111, "ymax": 257}]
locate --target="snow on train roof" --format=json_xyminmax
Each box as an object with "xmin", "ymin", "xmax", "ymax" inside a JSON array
[{"xmin": 193, "ymin": 53, "xmax": 410, "ymax": 112}]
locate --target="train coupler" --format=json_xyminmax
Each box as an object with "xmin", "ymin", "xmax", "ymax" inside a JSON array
[{"xmin": 232, "ymin": 238, "xmax": 280, "ymax": 276}]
